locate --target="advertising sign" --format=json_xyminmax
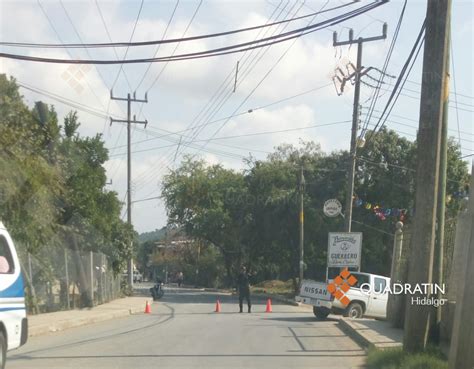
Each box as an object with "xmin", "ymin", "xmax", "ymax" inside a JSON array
[
  {"xmin": 323, "ymin": 199, "xmax": 342, "ymax": 217},
  {"xmin": 327, "ymin": 232, "xmax": 362, "ymax": 268}
]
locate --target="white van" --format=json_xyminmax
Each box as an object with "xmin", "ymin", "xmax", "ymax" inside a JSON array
[
  {"xmin": 0, "ymin": 221, "xmax": 28, "ymax": 368},
  {"xmin": 296, "ymin": 272, "xmax": 390, "ymax": 320}
]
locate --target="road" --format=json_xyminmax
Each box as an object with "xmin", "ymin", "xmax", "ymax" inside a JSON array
[{"xmin": 9, "ymin": 289, "xmax": 366, "ymax": 369}]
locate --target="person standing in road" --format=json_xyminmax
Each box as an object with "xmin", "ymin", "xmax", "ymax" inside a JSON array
[
  {"xmin": 177, "ymin": 271, "xmax": 184, "ymax": 288},
  {"xmin": 237, "ymin": 265, "xmax": 252, "ymax": 313}
]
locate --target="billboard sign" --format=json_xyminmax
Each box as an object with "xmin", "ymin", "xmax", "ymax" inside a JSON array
[{"xmin": 327, "ymin": 232, "xmax": 362, "ymax": 268}]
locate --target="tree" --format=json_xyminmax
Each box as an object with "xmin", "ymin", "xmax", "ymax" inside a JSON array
[
  {"xmin": 162, "ymin": 158, "xmax": 248, "ymax": 284},
  {"xmin": 160, "ymin": 130, "xmax": 469, "ymax": 290},
  {"xmin": 0, "ymin": 74, "xmax": 136, "ymax": 309}
]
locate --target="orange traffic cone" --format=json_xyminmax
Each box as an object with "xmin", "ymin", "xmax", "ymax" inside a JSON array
[
  {"xmin": 144, "ymin": 300, "xmax": 151, "ymax": 314},
  {"xmin": 215, "ymin": 299, "xmax": 221, "ymax": 313},
  {"xmin": 265, "ymin": 298, "xmax": 272, "ymax": 313}
]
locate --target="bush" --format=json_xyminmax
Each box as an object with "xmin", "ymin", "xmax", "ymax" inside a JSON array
[
  {"xmin": 251, "ymin": 279, "xmax": 294, "ymax": 295},
  {"xmin": 367, "ymin": 348, "xmax": 405, "ymax": 369},
  {"xmin": 367, "ymin": 348, "xmax": 447, "ymax": 369}
]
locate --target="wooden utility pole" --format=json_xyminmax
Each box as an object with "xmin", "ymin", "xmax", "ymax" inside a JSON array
[
  {"xmin": 333, "ymin": 26, "xmax": 387, "ymax": 232},
  {"xmin": 298, "ymin": 165, "xmax": 305, "ymax": 285},
  {"xmin": 403, "ymin": 0, "xmax": 451, "ymax": 352},
  {"xmin": 110, "ymin": 91, "xmax": 148, "ymax": 289}
]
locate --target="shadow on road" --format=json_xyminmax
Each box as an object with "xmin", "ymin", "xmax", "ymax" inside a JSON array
[
  {"xmin": 11, "ymin": 352, "xmax": 367, "ymax": 360},
  {"xmin": 261, "ymin": 316, "xmax": 339, "ymax": 323}
]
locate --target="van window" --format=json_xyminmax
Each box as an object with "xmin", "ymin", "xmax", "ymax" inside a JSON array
[
  {"xmin": 0, "ymin": 235, "xmax": 14, "ymax": 274},
  {"xmin": 374, "ymin": 277, "xmax": 387, "ymax": 293}
]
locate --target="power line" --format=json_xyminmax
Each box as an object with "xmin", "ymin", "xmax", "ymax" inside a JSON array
[
  {"xmin": 98, "ymin": 0, "xmax": 146, "ymax": 182},
  {"xmin": 110, "ymin": 0, "xmax": 145, "ymax": 89},
  {"xmin": 172, "ymin": 0, "xmax": 305, "ymax": 163},
  {"xmin": 405, "ymin": 79, "xmax": 473, "ymax": 101},
  {"xmin": 363, "ymin": 18, "xmax": 426, "ymax": 149},
  {"xmin": 450, "ymin": 34, "xmax": 462, "ymax": 150},
  {"xmin": 94, "ymin": 0, "xmax": 135, "ymax": 91},
  {"xmin": 360, "ymin": 0, "xmax": 406, "ymax": 139},
  {"xmin": 377, "ymin": 82, "xmax": 474, "ymax": 110},
  {"xmin": 133, "ymin": 1, "xmax": 368, "ymax": 195},
  {"xmin": 0, "ymin": 2, "xmax": 387, "ymax": 65},
  {"xmin": 131, "ymin": 0, "xmax": 299, "ymax": 190},
  {"xmin": 135, "ymin": 0, "xmax": 181, "ymax": 91},
  {"xmin": 58, "ymin": 0, "xmax": 128, "ymax": 135},
  {"xmin": 114, "ymin": 82, "xmax": 334, "ymax": 150},
  {"xmin": 363, "ymin": 108, "xmax": 474, "ymax": 136},
  {"xmin": 36, "ymin": 0, "xmax": 107, "ymax": 111},
  {"xmin": 357, "ymin": 155, "xmax": 469, "ymax": 184},
  {"xmin": 361, "ymin": 113, "xmax": 474, "ymax": 144},
  {"xmin": 109, "ymin": 120, "xmax": 352, "ymax": 157},
  {"xmin": 0, "ymin": 2, "xmax": 358, "ymax": 49},
  {"xmin": 18, "ymin": 82, "xmax": 124, "ymax": 120},
  {"xmin": 189, "ymin": 0, "xmax": 334, "ymax": 161},
  {"xmin": 135, "ymin": 0, "xmax": 203, "ymax": 123}
]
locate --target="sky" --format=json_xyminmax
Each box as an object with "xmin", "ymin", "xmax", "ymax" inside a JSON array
[{"xmin": 1, "ymin": 0, "xmax": 473, "ymax": 233}]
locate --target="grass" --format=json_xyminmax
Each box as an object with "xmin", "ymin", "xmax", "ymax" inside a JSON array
[
  {"xmin": 251, "ymin": 279, "xmax": 295, "ymax": 296},
  {"xmin": 367, "ymin": 347, "xmax": 448, "ymax": 369}
]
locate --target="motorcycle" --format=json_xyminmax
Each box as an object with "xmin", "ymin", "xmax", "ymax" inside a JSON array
[{"xmin": 150, "ymin": 281, "xmax": 165, "ymax": 300}]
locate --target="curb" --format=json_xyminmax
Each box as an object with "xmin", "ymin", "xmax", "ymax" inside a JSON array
[
  {"xmin": 28, "ymin": 305, "xmax": 145, "ymax": 337},
  {"xmin": 255, "ymin": 293, "xmax": 300, "ymax": 307},
  {"xmin": 338, "ymin": 318, "xmax": 403, "ymax": 350},
  {"xmin": 339, "ymin": 318, "xmax": 373, "ymax": 349}
]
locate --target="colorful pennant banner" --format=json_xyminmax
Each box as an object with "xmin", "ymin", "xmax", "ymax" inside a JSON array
[{"xmin": 353, "ymin": 196, "xmax": 411, "ymax": 221}]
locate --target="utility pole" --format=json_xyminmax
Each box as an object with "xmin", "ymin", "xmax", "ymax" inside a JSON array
[
  {"xmin": 333, "ymin": 25, "xmax": 387, "ymax": 232},
  {"xmin": 404, "ymin": 0, "xmax": 451, "ymax": 353},
  {"xmin": 299, "ymin": 165, "xmax": 305, "ymax": 285},
  {"xmin": 433, "ymin": 24, "xmax": 451, "ymax": 340},
  {"xmin": 110, "ymin": 91, "xmax": 148, "ymax": 289}
]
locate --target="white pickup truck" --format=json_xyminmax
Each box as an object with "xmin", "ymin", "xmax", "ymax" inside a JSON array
[{"xmin": 296, "ymin": 272, "xmax": 390, "ymax": 320}]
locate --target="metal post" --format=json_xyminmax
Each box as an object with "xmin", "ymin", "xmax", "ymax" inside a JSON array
[
  {"xmin": 388, "ymin": 221, "xmax": 404, "ymax": 326},
  {"xmin": 126, "ymin": 94, "xmax": 133, "ymax": 289},
  {"xmin": 64, "ymin": 248, "xmax": 70, "ymax": 309},
  {"xmin": 28, "ymin": 252, "xmax": 33, "ymax": 287},
  {"xmin": 299, "ymin": 165, "xmax": 305, "ymax": 284},
  {"xmin": 89, "ymin": 251, "xmax": 94, "ymax": 305},
  {"xmin": 110, "ymin": 90, "xmax": 148, "ymax": 291}
]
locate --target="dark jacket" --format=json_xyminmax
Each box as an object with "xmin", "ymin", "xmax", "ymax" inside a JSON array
[{"xmin": 237, "ymin": 272, "xmax": 251, "ymax": 294}]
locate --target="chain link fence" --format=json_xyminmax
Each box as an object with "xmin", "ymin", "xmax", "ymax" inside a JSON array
[{"xmin": 17, "ymin": 245, "xmax": 122, "ymax": 314}]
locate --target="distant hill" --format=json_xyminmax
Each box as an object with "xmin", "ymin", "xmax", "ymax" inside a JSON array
[{"xmin": 138, "ymin": 227, "xmax": 167, "ymax": 243}]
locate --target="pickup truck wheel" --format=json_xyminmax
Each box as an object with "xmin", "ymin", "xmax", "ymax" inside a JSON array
[
  {"xmin": 313, "ymin": 306, "xmax": 330, "ymax": 321},
  {"xmin": 0, "ymin": 331, "xmax": 6, "ymax": 369},
  {"xmin": 345, "ymin": 302, "xmax": 364, "ymax": 319}
]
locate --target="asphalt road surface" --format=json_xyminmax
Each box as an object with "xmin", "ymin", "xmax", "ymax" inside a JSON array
[{"xmin": 9, "ymin": 289, "xmax": 366, "ymax": 369}]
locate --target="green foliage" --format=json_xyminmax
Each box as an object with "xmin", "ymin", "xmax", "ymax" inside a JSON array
[
  {"xmin": 0, "ymin": 74, "xmax": 135, "ymax": 305},
  {"xmin": 162, "ymin": 158, "xmax": 249, "ymax": 283},
  {"xmin": 367, "ymin": 348, "xmax": 447, "ymax": 369},
  {"xmin": 139, "ymin": 227, "xmax": 167, "ymax": 243},
  {"xmin": 161, "ymin": 128, "xmax": 469, "ymax": 287}
]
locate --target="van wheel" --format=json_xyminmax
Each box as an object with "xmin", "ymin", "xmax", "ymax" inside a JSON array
[
  {"xmin": 0, "ymin": 331, "xmax": 6, "ymax": 369},
  {"xmin": 313, "ymin": 306, "xmax": 330, "ymax": 321},
  {"xmin": 345, "ymin": 302, "xmax": 364, "ymax": 319}
]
